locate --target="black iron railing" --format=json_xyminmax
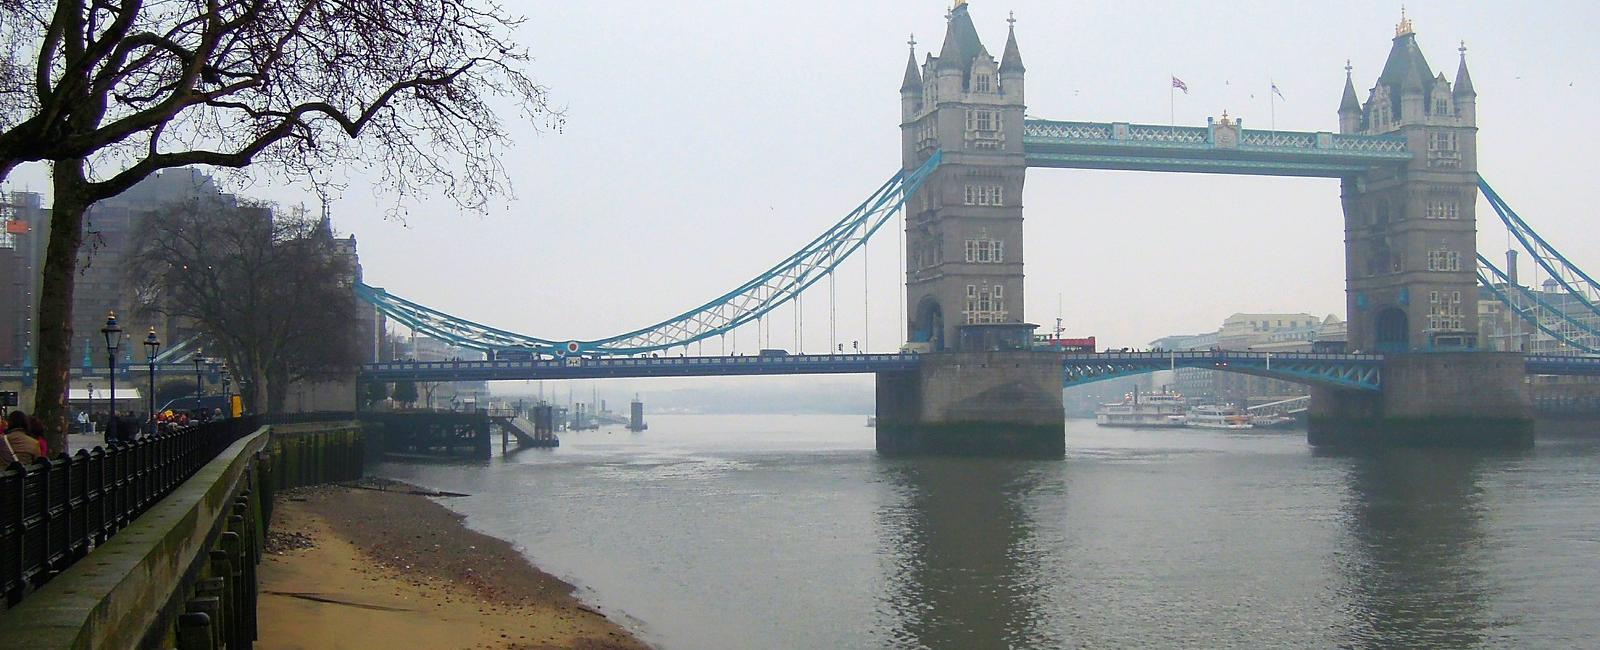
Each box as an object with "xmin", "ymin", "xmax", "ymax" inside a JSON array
[{"xmin": 1, "ymin": 417, "xmax": 261, "ymax": 604}]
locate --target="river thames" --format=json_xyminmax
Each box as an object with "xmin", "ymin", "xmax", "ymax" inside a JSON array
[{"xmin": 376, "ymin": 415, "xmax": 1600, "ymax": 649}]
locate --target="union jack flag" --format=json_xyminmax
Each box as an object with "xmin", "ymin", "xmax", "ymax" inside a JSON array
[{"xmin": 1171, "ymin": 76, "xmax": 1189, "ymax": 94}]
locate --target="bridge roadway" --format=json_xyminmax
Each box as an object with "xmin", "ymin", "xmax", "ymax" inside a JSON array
[
  {"xmin": 1, "ymin": 351, "xmax": 1590, "ymax": 390},
  {"xmin": 359, "ymin": 351, "xmax": 1600, "ymax": 391}
]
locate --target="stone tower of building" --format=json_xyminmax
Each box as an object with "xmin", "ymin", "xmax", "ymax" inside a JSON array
[
  {"xmin": 1340, "ymin": 12, "xmax": 1479, "ymax": 352},
  {"xmin": 900, "ymin": 2, "xmax": 1027, "ymax": 350}
]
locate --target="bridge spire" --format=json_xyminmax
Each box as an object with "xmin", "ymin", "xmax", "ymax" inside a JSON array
[
  {"xmin": 901, "ymin": 34, "xmax": 922, "ymax": 93},
  {"xmin": 1395, "ymin": 5, "xmax": 1414, "ymax": 38},
  {"xmin": 1339, "ymin": 59, "xmax": 1362, "ymax": 118},
  {"xmin": 1454, "ymin": 41, "xmax": 1476, "ymax": 97},
  {"xmin": 1001, "ymin": 11, "xmax": 1025, "ymax": 74}
]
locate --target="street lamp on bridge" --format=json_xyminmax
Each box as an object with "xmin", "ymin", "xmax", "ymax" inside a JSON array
[
  {"xmin": 100, "ymin": 312, "xmax": 122, "ymax": 442},
  {"xmin": 144, "ymin": 328, "xmax": 159, "ymax": 433}
]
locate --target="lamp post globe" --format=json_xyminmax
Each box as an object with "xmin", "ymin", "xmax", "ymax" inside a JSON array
[
  {"xmin": 144, "ymin": 328, "xmax": 160, "ymax": 433},
  {"xmin": 100, "ymin": 312, "xmax": 122, "ymax": 443}
]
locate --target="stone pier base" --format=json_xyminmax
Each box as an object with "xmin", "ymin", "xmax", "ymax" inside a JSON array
[
  {"xmin": 1309, "ymin": 352, "xmax": 1533, "ymax": 448},
  {"xmin": 875, "ymin": 351, "xmax": 1065, "ymax": 457}
]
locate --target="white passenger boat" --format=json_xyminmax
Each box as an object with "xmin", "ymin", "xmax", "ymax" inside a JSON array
[
  {"xmin": 1095, "ymin": 390, "xmax": 1187, "ymax": 427},
  {"xmin": 1186, "ymin": 405, "xmax": 1253, "ymax": 429}
]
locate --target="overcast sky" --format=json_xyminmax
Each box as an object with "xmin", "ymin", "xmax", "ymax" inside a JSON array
[{"xmin": 9, "ymin": 0, "xmax": 1600, "ymax": 354}]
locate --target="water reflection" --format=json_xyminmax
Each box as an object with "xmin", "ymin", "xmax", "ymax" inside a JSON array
[
  {"xmin": 1333, "ymin": 448, "xmax": 1514, "ymax": 647},
  {"xmin": 874, "ymin": 458, "xmax": 1059, "ymax": 650}
]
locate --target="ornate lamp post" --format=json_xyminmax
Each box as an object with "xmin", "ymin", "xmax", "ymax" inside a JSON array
[
  {"xmin": 192, "ymin": 352, "xmax": 206, "ymax": 399},
  {"xmin": 144, "ymin": 328, "xmax": 160, "ymax": 434},
  {"xmin": 101, "ymin": 312, "xmax": 123, "ymax": 441},
  {"xmin": 86, "ymin": 381, "xmax": 94, "ymax": 435}
]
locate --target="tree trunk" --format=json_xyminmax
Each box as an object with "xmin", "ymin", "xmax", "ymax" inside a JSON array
[{"xmin": 32, "ymin": 159, "xmax": 91, "ymax": 455}]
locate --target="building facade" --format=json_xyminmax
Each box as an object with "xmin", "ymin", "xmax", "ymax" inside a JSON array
[{"xmin": 1150, "ymin": 313, "xmax": 1345, "ymax": 405}]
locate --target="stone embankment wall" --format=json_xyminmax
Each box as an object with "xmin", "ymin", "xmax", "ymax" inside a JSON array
[{"xmin": 0, "ymin": 421, "xmax": 366, "ymax": 649}]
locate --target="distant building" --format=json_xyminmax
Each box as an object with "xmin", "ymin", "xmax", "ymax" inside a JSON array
[
  {"xmin": 1149, "ymin": 312, "xmax": 1344, "ymax": 405},
  {"xmin": 0, "ymin": 169, "xmax": 245, "ymax": 368},
  {"xmin": 1478, "ymin": 277, "xmax": 1600, "ymax": 355},
  {"xmin": 0, "ymin": 191, "xmax": 46, "ymax": 366}
]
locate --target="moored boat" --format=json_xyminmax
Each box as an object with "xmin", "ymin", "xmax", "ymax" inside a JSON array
[
  {"xmin": 1095, "ymin": 389, "xmax": 1187, "ymax": 427},
  {"xmin": 1186, "ymin": 405, "xmax": 1253, "ymax": 429}
]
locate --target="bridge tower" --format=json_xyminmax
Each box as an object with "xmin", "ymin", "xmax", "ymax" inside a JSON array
[
  {"xmin": 1341, "ymin": 13, "xmax": 1480, "ymax": 353},
  {"xmin": 900, "ymin": 2, "xmax": 1027, "ymax": 350},
  {"xmin": 879, "ymin": 4, "xmax": 1064, "ymax": 457},
  {"xmin": 1314, "ymin": 13, "xmax": 1530, "ymax": 448}
]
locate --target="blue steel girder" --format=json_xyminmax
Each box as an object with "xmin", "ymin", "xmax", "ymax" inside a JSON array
[
  {"xmin": 1477, "ymin": 255, "xmax": 1600, "ymax": 354},
  {"xmin": 1479, "ymin": 177, "xmax": 1600, "ymax": 318},
  {"xmin": 1022, "ymin": 119, "xmax": 1411, "ymax": 178},
  {"xmin": 358, "ymin": 152, "xmax": 943, "ymax": 358},
  {"xmin": 1061, "ymin": 351, "xmax": 1383, "ymax": 392}
]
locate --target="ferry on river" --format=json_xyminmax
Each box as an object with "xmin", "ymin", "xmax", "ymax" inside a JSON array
[
  {"xmin": 1185, "ymin": 405, "xmax": 1253, "ymax": 429},
  {"xmin": 1095, "ymin": 390, "xmax": 1187, "ymax": 428}
]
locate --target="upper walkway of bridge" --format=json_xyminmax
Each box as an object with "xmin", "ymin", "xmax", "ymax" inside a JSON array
[{"xmin": 1022, "ymin": 118, "xmax": 1412, "ymax": 177}]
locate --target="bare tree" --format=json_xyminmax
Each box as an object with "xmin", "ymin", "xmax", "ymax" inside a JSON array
[
  {"xmin": 126, "ymin": 197, "xmax": 362, "ymax": 414},
  {"xmin": 0, "ymin": 0, "xmax": 558, "ymax": 447}
]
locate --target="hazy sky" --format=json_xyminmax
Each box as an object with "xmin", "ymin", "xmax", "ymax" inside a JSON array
[{"xmin": 9, "ymin": 0, "xmax": 1600, "ymax": 354}]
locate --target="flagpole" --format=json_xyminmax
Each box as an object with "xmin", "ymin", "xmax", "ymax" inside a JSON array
[
  {"xmin": 1169, "ymin": 74, "xmax": 1175, "ymax": 126},
  {"xmin": 1270, "ymin": 80, "xmax": 1277, "ymax": 132}
]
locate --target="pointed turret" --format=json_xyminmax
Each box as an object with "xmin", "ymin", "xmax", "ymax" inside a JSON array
[
  {"xmin": 1000, "ymin": 18, "xmax": 1025, "ymax": 74},
  {"xmin": 901, "ymin": 37, "xmax": 923, "ymax": 121},
  {"xmin": 901, "ymin": 39, "xmax": 922, "ymax": 94},
  {"xmin": 1454, "ymin": 42, "xmax": 1477, "ymax": 125},
  {"xmin": 1378, "ymin": 10, "xmax": 1435, "ymax": 121},
  {"xmin": 1339, "ymin": 61, "xmax": 1362, "ymax": 133},
  {"xmin": 1453, "ymin": 43, "xmax": 1476, "ymax": 97},
  {"xmin": 936, "ymin": 2, "xmax": 984, "ymax": 74}
]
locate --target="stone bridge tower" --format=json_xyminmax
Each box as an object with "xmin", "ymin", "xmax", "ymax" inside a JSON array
[
  {"xmin": 900, "ymin": 2, "xmax": 1027, "ymax": 350},
  {"xmin": 1341, "ymin": 13, "xmax": 1479, "ymax": 352}
]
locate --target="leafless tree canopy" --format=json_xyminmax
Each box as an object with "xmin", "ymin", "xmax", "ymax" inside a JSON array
[
  {"xmin": 125, "ymin": 197, "xmax": 362, "ymax": 413},
  {"xmin": 1, "ymin": 0, "xmax": 559, "ymax": 446},
  {"xmin": 0, "ymin": 0, "xmax": 557, "ymax": 203}
]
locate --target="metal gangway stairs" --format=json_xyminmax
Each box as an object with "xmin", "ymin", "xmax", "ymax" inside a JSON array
[
  {"xmin": 1247, "ymin": 395, "xmax": 1311, "ymax": 418},
  {"xmin": 486, "ymin": 412, "xmax": 559, "ymax": 449}
]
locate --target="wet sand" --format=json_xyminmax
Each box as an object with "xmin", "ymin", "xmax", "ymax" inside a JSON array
[{"xmin": 258, "ymin": 480, "xmax": 649, "ymax": 650}]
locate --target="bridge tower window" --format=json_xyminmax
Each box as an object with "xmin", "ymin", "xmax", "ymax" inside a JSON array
[
  {"xmin": 963, "ymin": 284, "xmax": 1008, "ymax": 324},
  {"xmin": 1425, "ymin": 201, "xmax": 1460, "ymax": 219},
  {"xmin": 974, "ymin": 73, "xmax": 993, "ymax": 94},
  {"xmin": 963, "ymin": 185, "xmax": 1004, "ymax": 206},
  {"xmin": 963, "ymin": 237, "xmax": 1005, "ymax": 263},
  {"xmin": 1427, "ymin": 249, "xmax": 1461, "ymax": 272}
]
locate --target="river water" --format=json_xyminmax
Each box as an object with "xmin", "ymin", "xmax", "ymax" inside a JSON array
[{"xmin": 376, "ymin": 416, "xmax": 1600, "ymax": 649}]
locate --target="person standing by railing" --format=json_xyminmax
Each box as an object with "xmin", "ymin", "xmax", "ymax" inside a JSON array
[
  {"xmin": 1, "ymin": 430, "xmax": 16, "ymax": 465},
  {"xmin": 28, "ymin": 415, "xmax": 48, "ymax": 458},
  {"xmin": 6, "ymin": 410, "xmax": 41, "ymax": 465}
]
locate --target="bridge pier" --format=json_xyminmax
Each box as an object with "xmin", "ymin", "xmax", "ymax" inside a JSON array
[
  {"xmin": 1309, "ymin": 352, "xmax": 1532, "ymax": 448},
  {"xmin": 876, "ymin": 350, "xmax": 1065, "ymax": 457}
]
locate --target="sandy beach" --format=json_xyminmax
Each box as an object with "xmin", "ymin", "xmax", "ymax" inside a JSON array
[{"xmin": 257, "ymin": 480, "xmax": 649, "ymax": 650}]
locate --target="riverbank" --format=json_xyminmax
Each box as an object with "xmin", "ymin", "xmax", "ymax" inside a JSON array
[{"xmin": 257, "ymin": 480, "xmax": 649, "ymax": 650}]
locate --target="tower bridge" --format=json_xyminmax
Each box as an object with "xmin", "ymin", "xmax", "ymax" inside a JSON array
[{"xmin": 337, "ymin": 4, "xmax": 1598, "ymax": 454}]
